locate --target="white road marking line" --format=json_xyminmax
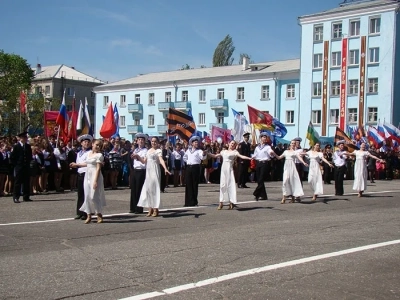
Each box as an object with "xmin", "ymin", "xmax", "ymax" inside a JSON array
[
  {"xmin": 0, "ymin": 189, "xmax": 398, "ymax": 227},
  {"xmin": 119, "ymin": 239, "xmax": 400, "ymax": 300}
]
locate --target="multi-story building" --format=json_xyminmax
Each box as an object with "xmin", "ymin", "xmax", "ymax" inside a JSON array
[
  {"xmin": 31, "ymin": 64, "xmax": 104, "ymax": 129},
  {"xmin": 299, "ymin": 0, "xmax": 400, "ymax": 137},
  {"xmin": 94, "ymin": 58, "xmax": 300, "ymax": 139}
]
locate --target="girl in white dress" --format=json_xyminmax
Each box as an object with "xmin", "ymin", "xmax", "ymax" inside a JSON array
[
  {"xmin": 353, "ymin": 142, "xmax": 383, "ymax": 197},
  {"xmin": 134, "ymin": 137, "xmax": 171, "ymax": 217},
  {"xmin": 79, "ymin": 139, "xmax": 106, "ymax": 224},
  {"xmin": 306, "ymin": 143, "xmax": 333, "ymax": 201},
  {"xmin": 208, "ymin": 140, "xmax": 252, "ymax": 210},
  {"xmin": 276, "ymin": 140, "xmax": 308, "ymax": 204}
]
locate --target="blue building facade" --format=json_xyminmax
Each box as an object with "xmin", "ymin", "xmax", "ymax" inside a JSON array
[
  {"xmin": 299, "ymin": 0, "xmax": 400, "ymax": 137},
  {"xmin": 94, "ymin": 59, "xmax": 300, "ymax": 140}
]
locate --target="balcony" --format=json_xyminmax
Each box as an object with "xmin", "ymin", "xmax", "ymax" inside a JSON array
[
  {"xmin": 128, "ymin": 103, "xmax": 143, "ymax": 113},
  {"xmin": 157, "ymin": 125, "xmax": 168, "ymax": 133},
  {"xmin": 158, "ymin": 102, "xmax": 174, "ymax": 111},
  {"xmin": 127, "ymin": 125, "xmax": 143, "ymax": 134},
  {"xmin": 209, "ymin": 123, "xmax": 228, "ymax": 130},
  {"xmin": 174, "ymin": 101, "xmax": 191, "ymax": 111},
  {"xmin": 210, "ymin": 99, "xmax": 228, "ymax": 110}
]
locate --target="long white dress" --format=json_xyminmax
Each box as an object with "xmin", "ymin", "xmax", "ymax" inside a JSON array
[
  {"xmin": 219, "ymin": 150, "xmax": 239, "ymax": 204},
  {"xmin": 282, "ymin": 150, "xmax": 304, "ymax": 197},
  {"xmin": 138, "ymin": 149, "xmax": 162, "ymax": 209},
  {"xmin": 307, "ymin": 151, "xmax": 324, "ymax": 195},
  {"xmin": 353, "ymin": 150, "xmax": 368, "ymax": 192},
  {"xmin": 80, "ymin": 152, "xmax": 106, "ymax": 214}
]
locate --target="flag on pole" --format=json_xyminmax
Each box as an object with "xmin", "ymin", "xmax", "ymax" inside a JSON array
[
  {"xmin": 232, "ymin": 108, "xmax": 248, "ymax": 142},
  {"xmin": 84, "ymin": 97, "xmax": 93, "ymax": 135},
  {"xmin": 247, "ymin": 105, "xmax": 274, "ymax": 130},
  {"xmin": 211, "ymin": 126, "xmax": 231, "ymax": 144},
  {"xmin": 100, "ymin": 102, "xmax": 117, "ymax": 138},
  {"xmin": 167, "ymin": 108, "xmax": 196, "ymax": 142},
  {"xmin": 76, "ymin": 100, "xmax": 91, "ymax": 136},
  {"xmin": 334, "ymin": 126, "xmax": 358, "ymax": 153},
  {"xmin": 306, "ymin": 121, "xmax": 320, "ymax": 147},
  {"xmin": 67, "ymin": 93, "xmax": 77, "ymax": 141},
  {"xmin": 56, "ymin": 90, "xmax": 69, "ymax": 136},
  {"xmin": 20, "ymin": 92, "xmax": 27, "ymax": 114},
  {"xmin": 383, "ymin": 121, "xmax": 400, "ymax": 142},
  {"xmin": 367, "ymin": 126, "xmax": 385, "ymax": 148},
  {"xmin": 111, "ymin": 103, "xmax": 119, "ymax": 138}
]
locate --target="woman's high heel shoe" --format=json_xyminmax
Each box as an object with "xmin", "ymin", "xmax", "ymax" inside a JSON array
[
  {"xmin": 84, "ymin": 216, "xmax": 91, "ymax": 224},
  {"xmin": 217, "ymin": 203, "xmax": 223, "ymax": 210},
  {"xmin": 228, "ymin": 203, "xmax": 235, "ymax": 210},
  {"xmin": 281, "ymin": 196, "xmax": 286, "ymax": 204},
  {"xmin": 312, "ymin": 196, "xmax": 317, "ymax": 201},
  {"xmin": 289, "ymin": 196, "xmax": 295, "ymax": 203},
  {"xmin": 97, "ymin": 213, "xmax": 103, "ymax": 223},
  {"xmin": 152, "ymin": 209, "xmax": 159, "ymax": 217},
  {"xmin": 146, "ymin": 209, "xmax": 154, "ymax": 217}
]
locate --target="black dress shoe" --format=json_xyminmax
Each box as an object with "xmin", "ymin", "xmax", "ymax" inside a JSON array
[
  {"xmin": 238, "ymin": 185, "xmax": 243, "ymax": 189},
  {"xmin": 81, "ymin": 215, "xmax": 87, "ymax": 220},
  {"xmin": 74, "ymin": 215, "xmax": 82, "ymax": 220},
  {"xmin": 254, "ymin": 196, "xmax": 259, "ymax": 201},
  {"xmin": 23, "ymin": 198, "xmax": 33, "ymax": 202},
  {"xmin": 242, "ymin": 185, "xmax": 250, "ymax": 188},
  {"xmin": 13, "ymin": 198, "xmax": 20, "ymax": 203}
]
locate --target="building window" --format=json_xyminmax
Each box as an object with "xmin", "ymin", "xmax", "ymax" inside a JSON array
[
  {"xmin": 314, "ymin": 24, "xmax": 323, "ymax": 42},
  {"xmin": 286, "ymin": 84, "xmax": 295, "ymax": 99},
  {"xmin": 119, "ymin": 116, "xmax": 126, "ymax": 127},
  {"xmin": 148, "ymin": 93, "xmax": 154, "ymax": 105},
  {"xmin": 331, "ymin": 52, "xmax": 341, "ymax": 67},
  {"xmin": 330, "ymin": 109, "xmax": 339, "ymax": 124},
  {"xmin": 199, "ymin": 113, "xmax": 205, "ymax": 125},
  {"xmin": 370, "ymin": 17, "xmax": 381, "ymax": 34},
  {"xmin": 217, "ymin": 88, "xmax": 224, "ymax": 99},
  {"xmin": 349, "ymin": 49, "xmax": 359, "ymax": 65},
  {"xmin": 135, "ymin": 94, "xmax": 140, "ymax": 104},
  {"xmin": 148, "ymin": 115, "xmax": 154, "ymax": 127},
  {"xmin": 331, "ymin": 81, "xmax": 340, "ymax": 96},
  {"xmin": 348, "ymin": 79, "xmax": 359, "ymax": 95},
  {"xmin": 261, "ymin": 85, "xmax": 270, "ymax": 99},
  {"xmin": 313, "ymin": 54, "xmax": 323, "ymax": 69},
  {"xmin": 103, "ymin": 96, "xmax": 109, "ymax": 107},
  {"xmin": 368, "ymin": 107, "xmax": 378, "ymax": 123},
  {"xmin": 67, "ymin": 87, "xmax": 74, "ymax": 96},
  {"xmin": 349, "ymin": 20, "xmax": 360, "ymax": 37},
  {"xmin": 369, "ymin": 48, "xmax": 379, "ymax": 63},
  {"xmin": 217, "ymin": 112, "xmax": 224, "ymax": 124},
  {"xmin": 182, "ymin": 90, "xmax": 188, "ymax": 101},
  {"xmin": 134, "ymin": 117, "xmax": 140, "ymax": 126},
  {"xmin": 313, "ymin": 82, "xmax": 322, "ymax": 97},
  {"xmin": 332, "ymin": 22, "xmax": 342, "ymax": 39},
  {"xmin": 237, "ymin": 87, "xmax": 245, "ymax": 100},
  {"xmin": 165, "ymin": 92, "xmax": 171, "ymax": 102},
  {"xmin": 45, "ymin": 85, "xmax": 50, "ymax": 95},
  {"xmin": 312, "ymin": 110, "xmax": 322, "ymax": 124},
  {"xmin": 199, "ymin": 89, "xmax": 206, "ymax": 102},
  {"xmin": 120, "ymin": 95, "xmax": 126, "ymax": 107},
  {"xmin": 348, "ymin": 108, "xmax": 358, "ymax": 123},
  {"xmin": 368, "ymin": 78, "xmax": 378, "ymax": 93},
  {"xmin": 286, "ymin": 111, "xmax": 294, "ymax": 124}
]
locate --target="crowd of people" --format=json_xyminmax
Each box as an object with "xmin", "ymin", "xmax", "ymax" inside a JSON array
[{"xmin": 2, "ymin": 130, "xmax": 399, "ymax": 223}]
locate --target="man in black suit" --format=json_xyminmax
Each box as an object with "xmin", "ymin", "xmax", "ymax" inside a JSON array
[
  {"xmin": 10, "ymin": 131, "xmax": 32, "ymax": 203},
  {"xmin": 237, "ymin": 132, "xmax": 251, "ymax": 188}
]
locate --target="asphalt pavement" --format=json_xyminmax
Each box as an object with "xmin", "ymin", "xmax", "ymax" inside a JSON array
[{"xmin": 0, "ymin": 179, "xmax": 399, "ymax": 300}]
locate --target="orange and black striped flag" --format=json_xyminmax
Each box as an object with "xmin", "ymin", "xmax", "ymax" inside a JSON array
[
  {"xmin": 167, "ymin": 108, "xmax": 196, "ymax": 142},
  {"xmin": 334, "ymin": 126, "xmax": 358, "ymax": 153}
]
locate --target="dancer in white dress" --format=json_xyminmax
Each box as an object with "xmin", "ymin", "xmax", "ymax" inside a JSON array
[
  {"xmin": 208, "ymin": 140, "xmax": 251, "ymax": 210},
  {"xmin": 353, "ymin": 142, "xmax": 382, "ymax": 197},
  {"xmin": 79, "ymin": 139, "xmax": 106, "ymax": 224},
  {"xmin": 306, "ymin": 143, "xmax": 333, "ymax": 201},
  {"xmin": 134, "ymin": 137, "xmax": 171, "ymax": 217},
  {"xmin": 276, "ymin": 140, "xmax": 308, "ymax": 204}
]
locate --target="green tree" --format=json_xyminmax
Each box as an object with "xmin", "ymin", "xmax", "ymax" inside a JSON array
[
  {"xmin": 0, "ymin": 50, "xmax": 34, "ymax": 135},
  {"xmin": 180, "ymin": 64, "xmax": 193, "ymax": 70},
  {"xmin": 212, "ymin": 34, "xmax": 235, "ymax": 67}
]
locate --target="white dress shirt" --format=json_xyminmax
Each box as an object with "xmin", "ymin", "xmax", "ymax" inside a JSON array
[
  {"xmin": 333, "ymin": 150, "xmax": 347, "ymax": 167},
  {"xmin": 133, "ymin": 147, "xmax": 148, "ymax": 169},
  {"xmin": 77, "ymin": 149, "xmax": 90, "ymax": 174},
  {"xmin": 183, "ymin": 148, "xmax": 206, "ymax": 165},
  {"xmin": 252, "ymin": 144, "xmax": 273, "ymax": 161}
]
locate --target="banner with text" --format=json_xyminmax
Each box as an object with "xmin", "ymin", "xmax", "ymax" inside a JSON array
[
  {"xmin": 339, "ymin": 38, "xmax": 348, "ymax": 131},
  {"xmin": 359, "ymin": 36, "xmax": 366, "ymax": 127}
]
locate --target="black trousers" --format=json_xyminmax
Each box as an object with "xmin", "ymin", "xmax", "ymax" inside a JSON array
[
  {"xmin": 323, "ymin": 163, "xmax": 332, "ymax": 183},
  {"xmin": 13, "ymin": 167, "xmax": 30, "ymax": 200},
  {"xmin": 238, "ymin": 161, "xmax": 249, "ymax": 187},
  {"xmin": 185, "ymin": 164, "xmax": 200, "ymax": 206},
  {"xmin": 295, "ymin": 163, "xmax": 304, "ymax": 186},
  {"xmin": 160, "ymin": 170, "xmax": 166, "ymax": 192},
  {"xmin": 334, "ymin": 166, "xmax": 346, "ymax": 195},
  {"xmin": 130, "ymin": 169, "xmax": 146, "ymax": 213},
  {"xmin": 76, "ymin": 173, "xmax": 87, "ymax": 217},
  {"xmin": 253, "ymin": 161, "xmax": 269, "ymax": 199}
]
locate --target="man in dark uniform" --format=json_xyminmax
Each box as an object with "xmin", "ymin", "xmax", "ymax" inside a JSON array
[
  {"xmin": 237, "ymin": 132, "xmax": 251, "ymax": 188},
  {"xmin": 10, "ymin": 131, "xmax": 33, "ymax": 203}
]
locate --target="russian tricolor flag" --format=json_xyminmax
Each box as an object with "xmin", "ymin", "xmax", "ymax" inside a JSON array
[
  {"xmin": 56, "ymin": 90, "xmax": 69, "ymax": 136},
  {"xmin": 383, "ymin": 121, "xmax": 400, "ymax": 142},
  {"xmin": 368, "ymin": 126, "xmax": 385, "ymax": 148}
]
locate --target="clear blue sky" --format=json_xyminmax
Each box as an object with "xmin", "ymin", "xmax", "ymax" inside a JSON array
[{"xmin": 1, "ymin": 0, "xmax": 341, "ymax": 83}]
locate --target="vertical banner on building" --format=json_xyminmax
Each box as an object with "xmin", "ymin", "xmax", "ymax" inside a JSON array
[
  {"xmin": 358, "ymin": 36, "xmax": 366, "ymax": 127},
  {"xmin": 339, "ymin": 38, "xmax": 348, "ymax": 130},
  {"xmin": 322, "ymin": 40, "xmax": 329, "ymax": 136}
]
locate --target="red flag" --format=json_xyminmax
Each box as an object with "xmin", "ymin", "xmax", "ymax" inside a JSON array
[
  {"xmin": 100, "ymin": 102, "xmax": 116, "ymax": 138},
  {"xmin": 247, "ymin": 105, "xmax": 273, "ymax": 126},
  {"xmin": 20, "ymin": 92, "xmax": 26, "ymax": 114},
  {"xmin": 67, "ymin": 95, "xmax": 77, "ymax": 141}
]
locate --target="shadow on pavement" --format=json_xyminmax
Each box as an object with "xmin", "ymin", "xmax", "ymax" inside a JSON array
[
  {"xmin": 161, "ymin": 210, "xmax": 206, "ymax": 219},
  {"xmin": 235, "ymin": 206, "xmax": 279, "ymax": 212}
]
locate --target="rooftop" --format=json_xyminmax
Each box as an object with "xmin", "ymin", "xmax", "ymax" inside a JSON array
[
  {"xmin": 95, "ymin": 58, "xmax": 300, "ymax": 91},
  {"xmin": 33, "ymin": 64, "xmax": 105, "ymax": 84}
]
